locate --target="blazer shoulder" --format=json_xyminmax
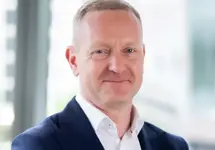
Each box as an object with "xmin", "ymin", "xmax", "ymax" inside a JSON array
[
  {"xmin": 12, "ymin": 113, "xmax": 61, "ymax": 150},
  {"xmin": 17, "ymin": 113, "xmax": 59, "ymax": 137},
  {"xmin": 165, "ymin": 132, "xmax": 189, "ymax": 150},
  {"xmin": 12, "ymin": 132, "xmax": 45, "ymax": 150},
  {"xmin": 144, "ymin": 122, "xmax": 189, "ymax": 150}
]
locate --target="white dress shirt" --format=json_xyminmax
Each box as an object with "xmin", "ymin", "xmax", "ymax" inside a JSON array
[{"xmin": 76, "ymin": 94, "xmax": 144, "ymax": 150}]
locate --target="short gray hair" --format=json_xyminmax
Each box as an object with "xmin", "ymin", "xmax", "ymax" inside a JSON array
[{"xmin": 72, "ymin": 0, "xmax": 142, "ymax": 46}]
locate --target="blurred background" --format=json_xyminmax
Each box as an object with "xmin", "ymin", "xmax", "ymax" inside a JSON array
[{"xmin": 0, "ymin": 0, "xmax": 215, "ymax": 149}]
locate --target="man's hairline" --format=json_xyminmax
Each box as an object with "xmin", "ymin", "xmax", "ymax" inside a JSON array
[{"xmin": 72, "ymin": 9, "xmax": 143, "ymax": 51}]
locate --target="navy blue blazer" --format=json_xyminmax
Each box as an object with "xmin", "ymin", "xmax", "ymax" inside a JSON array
[{"xmin": 12, "ymin": 97, "xmax": 189, "ymax": 150}]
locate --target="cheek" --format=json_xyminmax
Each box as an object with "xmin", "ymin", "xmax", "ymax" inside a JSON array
[
  {"xmin": 131, "ymin": 58, "xmax": 143, "ymax": 70},
  {"xmin": 85, "ymin": 61, "xmax": 105, "ymax": 80},
  {"xmin": 132, "ymin": 61, "xmax": 143, "ymax": 79}
]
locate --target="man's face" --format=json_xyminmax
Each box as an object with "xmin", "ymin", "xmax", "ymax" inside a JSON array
[{"xmin": 66, "ymin": 10, "xmax": 145, "ymax": 108}]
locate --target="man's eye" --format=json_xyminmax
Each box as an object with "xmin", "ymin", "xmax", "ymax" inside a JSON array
[
  {"xmin": 94, "ymin": 50, "xmax": 106, "ymax": 54},
  {"xmin": 91, "ymin": 49, "xmax": 109, "ymax": 54},
  {"xmin": 125, "ymin": 48, "xmax": 135, "ymax": 53},
  {"xmin": 90, "ymin": 49, "xmax": 109, "ymax": 59}
]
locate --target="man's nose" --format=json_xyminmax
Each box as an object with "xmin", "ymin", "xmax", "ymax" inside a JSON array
[{"xmin": 108, "ymin": 55, "xmax": 126, "ymax": 74}]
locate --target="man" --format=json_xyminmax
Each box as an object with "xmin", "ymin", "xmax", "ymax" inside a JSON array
[{"xmin": 12, "ymin": 0, "xmax": 189, "ymax": 150}]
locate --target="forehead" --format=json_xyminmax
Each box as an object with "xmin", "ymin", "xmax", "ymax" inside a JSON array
[
  {"xmin": 84, "ymin": 10, "xmax": 140, "ymax": 26},
  {"xmin": 78, "ymin": 10, "xmax": 142, "ymax": 42}
]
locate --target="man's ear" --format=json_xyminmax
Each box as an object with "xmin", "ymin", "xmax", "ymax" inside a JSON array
[
  {"xmin": 143, "ymin": 44, "xmax": 146, "ymax": 56},
  {"xmin": 65, "ymin": 46, "xmax": 79, "ymax": 76}
]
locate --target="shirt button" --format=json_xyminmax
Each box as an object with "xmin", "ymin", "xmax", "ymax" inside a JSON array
[
  {"xmin": 135, "ymin": 130, "xmax": 138, "ymax": 134},
  {"xmin": 116, "ymin": 139, "xmax": 120, "ymax": 143}
]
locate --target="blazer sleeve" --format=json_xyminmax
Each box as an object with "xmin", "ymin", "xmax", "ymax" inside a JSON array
[{"xmin": 12, "ymin": 133, "xmax": 45, "ymax": 150}]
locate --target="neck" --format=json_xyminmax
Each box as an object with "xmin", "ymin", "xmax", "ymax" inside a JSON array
[
  {"xmin": 102, "ymin": 104, "xmax": 133, "ymax": 139},
  {"xmin": 80, "ymin": 92, "xmax": 134, "ymax": 138}
]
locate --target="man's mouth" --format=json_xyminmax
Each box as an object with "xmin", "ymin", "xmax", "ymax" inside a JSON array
[{"xmin": 103, "ymin": 80, "xmax": 130, "ymax": 83}]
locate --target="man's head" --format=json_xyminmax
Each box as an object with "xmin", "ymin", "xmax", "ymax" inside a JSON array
[{"xmin": 66, "ymin": 0, "xmax": 145, "ymax": 109}]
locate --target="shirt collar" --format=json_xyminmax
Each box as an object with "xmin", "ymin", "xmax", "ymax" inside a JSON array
[
  {"xmin": 130, "ymin": 106, "xmax": 144, "ymax": 135},
  {"xmin": 76, "ymin": 94, "xmax": 144, "ymax": 134},
  {"xmin": 76, "ymin": 94, "xmax": 107, "ymax": 131}
]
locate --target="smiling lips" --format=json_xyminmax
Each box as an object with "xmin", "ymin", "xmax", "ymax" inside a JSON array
[{"xmin": 103, "ymin": 80, "xmax": 130, "ymax": 83}]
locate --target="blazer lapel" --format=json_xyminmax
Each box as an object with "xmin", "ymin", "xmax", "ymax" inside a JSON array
[
  {"xmin": 55, "ymin": 97, "xmax": 171, "ymax": 150},
  {"xmin": 54, "ymin": 97, "xmax": 104, "ymax": 150},
  {"xmin": 138, "ymin": 127, "xmax": 154, "ymax": 150},
  {"xmin": 138, "ymin": 122, "xmax": 166, "ymax": 150}
]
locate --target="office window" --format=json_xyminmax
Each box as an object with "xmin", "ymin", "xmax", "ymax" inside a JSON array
[
  {"xmin": 189, "ymin": 0, "xmax": 215, "ymax": 109},
  {"xmin": 6, "ymin": 10, "xmax": 16, "ymax": 24},
  {"xmin": 47, "ymin": 0, "xmax": 83, "ymax": 115},
  {"xmin": 0, "ymin": 0, "xmax": 17, "ymax": 149},
  {"xmin": 6, "ymin": 37, "xmax": 16, "ymax": 50}
]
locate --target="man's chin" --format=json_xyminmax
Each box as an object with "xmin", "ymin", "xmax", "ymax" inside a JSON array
[{"xmin": 103, "ymin": 94, "xmax": 132, "ymax": 103}]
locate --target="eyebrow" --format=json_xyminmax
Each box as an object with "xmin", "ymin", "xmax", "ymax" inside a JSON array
[
  {"xmin": 90, "ymin": 40, "xmax": 138, "ymax": 49},
  {"xmin": 89, "ymin": 40, "xmax": 111, "ymax": 48}
]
